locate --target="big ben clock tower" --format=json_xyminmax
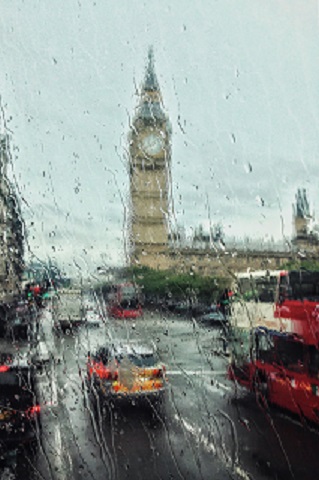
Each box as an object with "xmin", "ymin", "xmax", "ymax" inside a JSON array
[{"xmin": 128, "ymin": 47, "xmax": 172, "ymax": 267}]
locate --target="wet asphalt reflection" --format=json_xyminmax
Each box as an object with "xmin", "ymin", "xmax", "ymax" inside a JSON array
[{"xmin": 2, "ymin": 305, "xmax": 319, "ymax": 480}]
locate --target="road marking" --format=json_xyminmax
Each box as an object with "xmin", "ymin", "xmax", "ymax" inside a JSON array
[
  {"xmin": 37, "ymin": 340, "xmax": 50, "ymax": 362},
  {"xmin": 53, "ymin": 423, "xmax": 72, "ymax": 480},
  {"xmin": 204, "ymin": 381, "xmax": 232, "ymax": 393},
  {"xmin": 47, "ymin": 375, "xmax": 58, "ymax": 405},
  {"xmin": 37, "ymin": 379, "xmax": 58, "ymax": 407},
  {"xmin": 167, "ymin": 369, "xmax": 226, "ymax": 376},
  {"xmin": 217, "ymin": 382, "xmax": 232, "ymax": 391},
  {"xmin": 174, "ymin": 414, "xmax": 216, "ymax": 453},
  {"xmin": 54, "ymin": 370, "xmax": 228, "ymax": 385},
  {"xmin": 174, "ymin": 414, "xmax": 251, "ymax": 479},
  {"xmin": 49, "ymin": 378, "xmax": 74, "ymax": 480}
]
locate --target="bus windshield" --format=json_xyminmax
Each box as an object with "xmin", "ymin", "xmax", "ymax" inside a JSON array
[
  {"xmin": 256, "ymin": 331, "xmax": 304, "ymax": 372},
  {"xmin": 275, "ymin": 338, "xmax": 304, "ymax": 370},
  {"xmin": 236, "ymin": 271, "xmax": 280, "ymax": 302},
  {"xmin": 121, "ymin": 285, "xmax": 136, "ymax": 299},
  {"xmin": 107, "ymin": 283, "xmax": 140, "ymax": 311},
  {"xmin": 279, "ymin": 271, "xmax": 319, "ymax": 302}
]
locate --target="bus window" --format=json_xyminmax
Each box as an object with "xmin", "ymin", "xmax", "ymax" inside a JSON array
[
  {"xmin": 278, "ymin": 274, "xmax": 293, "ymax": 302},
  {"xmin": 288, "ymin": 271, "xmax": 319, "ymax": 302},
  {"xmin": 308, "ymin": 346, "xmax": 319, "ymax": 377},
  {"xmin": 276, "ymin": 339, "xmax": 304, "ymax": 372},
  {"xmin": 256, "ymin": 332, "xmax": 275, "ymax": 364},
  {"xmin": 292, "ymin": 282, "xmax": 319, "ymax": 302},
  {"xmin": 120, "ymin": 297, "xmax": 139, "ymax": 309},
  {"xmin": 235, "ymin": 270, "xmax": 281, "ymax": 303}
]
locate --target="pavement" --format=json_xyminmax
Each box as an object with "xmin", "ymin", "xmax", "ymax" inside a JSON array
[{"xmin": 1, "ymin": 299, "xmax": 319, "ymax": 480}]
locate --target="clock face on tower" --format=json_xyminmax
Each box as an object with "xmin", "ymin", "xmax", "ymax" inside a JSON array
[{"xmin": 140, "ymin": 133, "xmax": 164, "ymax": 156}]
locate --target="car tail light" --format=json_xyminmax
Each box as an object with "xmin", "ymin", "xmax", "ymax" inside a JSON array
[
  {"xmin": 152, "ymin": 368, "xmax": 163, "ymax": 378},
  {"xmin": 28, "ymin": 405, "xmax": 41, "ymax": 415},
  {"xmin": 90, "ymin": 361, "xmax": 112, "ymax": 380},
  {"xmin": 0, "ymin": 366, "xmax": 9, "ymax": 373},
  {"xmin": 111, "ymin": 371, "xmax": 118, "ymax": 380},
  {"xmin": 112, "ymin": 381, "xmax": 124, "ymax": 392}
]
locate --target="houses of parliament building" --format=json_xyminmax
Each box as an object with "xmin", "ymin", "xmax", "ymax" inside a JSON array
[{"xmin": 128, "ymin": 49, "xmax": 319, "ymax": 277}]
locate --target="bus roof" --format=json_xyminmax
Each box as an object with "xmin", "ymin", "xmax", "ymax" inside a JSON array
[
  {"xmin": 235, "ymin": 270, "xmax": 282, "ymax": 279},
  {"xmin": 255, "ymin": 326, "xmax": 303, "ymax": 342}
]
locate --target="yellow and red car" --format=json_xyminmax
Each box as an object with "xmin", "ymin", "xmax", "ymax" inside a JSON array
[{"xmin": 86, "ymin": 342, "xmax": 166, "ymax": 406}]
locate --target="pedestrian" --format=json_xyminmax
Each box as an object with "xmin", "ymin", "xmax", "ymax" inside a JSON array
[{"xmin": 219, "ymin": 288, "xmax": 231, "ymax": 318}]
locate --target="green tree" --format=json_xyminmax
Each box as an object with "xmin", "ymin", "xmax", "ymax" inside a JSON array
[
  {"xmin": 281, "ymin": 259, "xmax": 319, "ymax": 272},
  {"xmin": 126, "ymin": 266, "xmax": 230, "ymax": 305}
]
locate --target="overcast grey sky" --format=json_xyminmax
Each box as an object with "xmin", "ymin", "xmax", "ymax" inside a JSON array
[{"xmin": 1, "ymin": 0, "xmax": 319, "ymax": 275}]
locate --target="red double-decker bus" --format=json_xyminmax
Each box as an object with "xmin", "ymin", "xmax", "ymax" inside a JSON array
[
  {"xmin": 229, "ymin": 270, "xmax": 319, "ymax": 424},
  {"xmin": 274, "ymin": 270, "xmax": 319, "ymax": 344},
  {"xmin": 106, "ymin": 283, "xmax": 142, "ymax": 319}
]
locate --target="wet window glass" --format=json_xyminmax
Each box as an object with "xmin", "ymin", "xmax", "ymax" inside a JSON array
[{"xmin": 1, "ymin": 1, "xmax": 319, "ymax": 479}]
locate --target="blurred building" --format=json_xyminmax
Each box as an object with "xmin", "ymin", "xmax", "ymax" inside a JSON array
[
  {"xmin": 292, "ymin": 188, "xmax": 319, "ymax": 253},
  {"xmin": 128, "ymin": 47, "xmax": 171, "ymax": 263},
  {"xmin": 0, "ymin": 133, "xmax": 24, "ymax": 301},
  {"xmin": 128, "ymin": 51, "xmax": 319, "ymax": 276}
]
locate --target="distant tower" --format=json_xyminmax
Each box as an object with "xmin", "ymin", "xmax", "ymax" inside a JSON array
[
  {"xmin": 128, "ymin": 48, "xmax": 172, "ymax": 267},
  {"xmin": 291, "ymin": 188, "xmax": 319, "ymax": 252},
  {"xmin": 293, "ymin": 188, "xmax": 310, "ymax": 238}
]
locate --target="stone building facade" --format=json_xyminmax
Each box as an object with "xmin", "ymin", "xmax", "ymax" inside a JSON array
[
  {"xmin": 0, "ymin": 133, "xmax": 24, "ymax": 301},
  {"xmin": 128, "ymin": 51, "xmax": 319, "ymax": 277},
  {"xmin": 128, "ymin": 48, "xmax": 171, "ymax": 262},
  {"xmin": 292, "ymin": 188, "xmax": 319, "ymax": 254}
]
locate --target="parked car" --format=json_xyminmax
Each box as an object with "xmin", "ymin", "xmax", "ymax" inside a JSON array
[
  {"xmin": 84, "ymin": 308, "xmax": 101, "ymax": 328},
  {"xmin": 86, "ymin": 341, "xmax": 166, "ymax": 408},
  {"xmin": 173, "ymin": 301, "xmax": 209, "ymax": 317},
  {"xmin": 0, "ymin": 341, "xmax": 42, "ymax": 449},
  {"xmin": 199, "ymin": 305, "xmax": 227, "ymax": 325},
  {"xmin": 7, "ymin": 300, "xmax": 38, "ymax": 341}
]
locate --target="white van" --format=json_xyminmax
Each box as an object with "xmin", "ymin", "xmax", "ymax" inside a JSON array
[{"xmin": 53, "ymin": 289, "xmax": 84, "ymax": 333}]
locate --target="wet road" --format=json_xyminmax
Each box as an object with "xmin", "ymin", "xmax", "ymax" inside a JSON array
[{"xmin": 3, "ymin": 302, "xmax": 319, "ymax": 480}]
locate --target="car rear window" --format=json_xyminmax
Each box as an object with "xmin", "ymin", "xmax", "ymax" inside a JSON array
[
  {"xmin": 0, "ymin": 353, "xmax": 14, "ymax": 364},
  {"xmin": 0, "ymin": 368, "xmax": 34, "ymax": 388},
  {"xmin": 0, "ymin": 372, "xmax": 20, "ymax": 386},
  {"xmin": 115, "ymin": 353, "xmax": 156, "ymax": 368}
]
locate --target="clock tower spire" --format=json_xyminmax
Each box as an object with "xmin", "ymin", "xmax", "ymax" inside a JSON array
[{"xmin": 128, "ymin": 47, "xmax": 172, "ymax": 268}]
